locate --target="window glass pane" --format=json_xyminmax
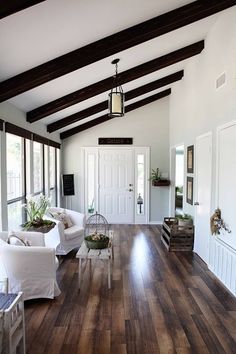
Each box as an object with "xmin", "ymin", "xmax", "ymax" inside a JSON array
[
  {"xmin": 50, "ymin": 189, "xmax": 56, "ymax": 207},
  {"xmin": 8, "ymin": 201, "xmax": 24, "ymax": 230},
  {"xmin": 49, "ymin": 147, "xmax": 55, "ymax": 188},
  {"xmin": 137, "ymin": 154, "xmax": 144, "ymax": 214},
  {"xmin": 7, "ymin": 133, "xmax": 24, "ymax": 200},
  {"xmin": 33, "ymin": 142, "xmax": 43, "ymax": 193},
  {"xmin": 87, "ymin": 154, "xmax": 95, "ymax": 214}
]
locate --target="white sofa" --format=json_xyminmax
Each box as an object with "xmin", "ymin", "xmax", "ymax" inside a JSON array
[
  {"xmin": 45, "ymin": 207, "xmax": 85, "ymax": 255},
  {"xmin": 0, "ymin": 231, "xmax": 61, "ymax": 301}
]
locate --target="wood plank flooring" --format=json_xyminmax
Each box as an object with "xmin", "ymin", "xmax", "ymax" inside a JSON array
[{"xmin": 24, "ymin": 225, "xmax": 236, "ymax": 354}]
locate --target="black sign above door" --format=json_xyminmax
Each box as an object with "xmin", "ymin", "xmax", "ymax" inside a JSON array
[{"xmin": 98, "ymin": 137, "xmax": 133, "ymax": 145}]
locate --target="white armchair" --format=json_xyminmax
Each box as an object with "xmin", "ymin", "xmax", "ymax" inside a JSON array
[
  {"xmin": 46, "ymin": 207, "xmax": 85, "ymax": 255},
  {"xmin": 0, "ymin": 231, "xmax": 61, "ymax": 301}
]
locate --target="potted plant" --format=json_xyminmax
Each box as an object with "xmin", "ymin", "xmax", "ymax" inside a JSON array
[
  {"xmin": 150, "ymin": 168, "xmax": 161, "ymax": 186},
  {"xmin": 150, "ymin": 168, "xmax": 170, "ymax": 186},
  {"xmin": 84, "ymin": 232, "xmax": 110, "ymax": 249},
  {"xmin": 175, "ymin": 213, "xmax": 193, "ymax": 227},
  {"xmin": 23, "ymin": 194, "xmax": 55, "ymax": 233},
  {"xmin": 88, "ymin": 198, "xmax": 95, "ymax": 214}
]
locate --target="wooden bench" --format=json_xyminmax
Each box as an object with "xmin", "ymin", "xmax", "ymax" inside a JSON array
[{"xmin": 76, "ymin": 232, "xmax": 113, "ymax": 289}]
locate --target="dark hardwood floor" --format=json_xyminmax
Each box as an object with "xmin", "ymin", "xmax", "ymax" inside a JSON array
[{"xmin": 25, "ymin": 225, "xmax": 236, "ymax": 354}]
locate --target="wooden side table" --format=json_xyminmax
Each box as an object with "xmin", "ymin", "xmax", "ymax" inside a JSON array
[
  {"xmin": 0, "ymin": 292, "xmax": 25, "ymax": 354},
  {"xmin": 76, "ymin": 235, "xmax": 113, "ymax": 289}
]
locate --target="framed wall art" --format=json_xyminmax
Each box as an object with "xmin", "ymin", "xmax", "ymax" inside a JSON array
[
  {"xmin": 187, "ymin": 145, "xmax": 194, "ymax": 173},
  {"xmin": 186, "ymin": 176, "xmax": 193, "ymax": 205}
]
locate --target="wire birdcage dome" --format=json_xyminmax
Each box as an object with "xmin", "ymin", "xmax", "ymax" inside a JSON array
[{"xmin": 85, "ymin": 212, "xmax": 109, "ymax": 237}]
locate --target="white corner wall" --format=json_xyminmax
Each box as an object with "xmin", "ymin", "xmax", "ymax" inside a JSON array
[
  {"xmin": 169, "ymin": 7, "xmax": 236, "ymax": 296},
  {"xmin": 0, "ymin": 101, "xmax": 60, "ymax": 143},
  {"xmin": 62, "ymin": 97, "xmax": 170, "ymax": 223}
]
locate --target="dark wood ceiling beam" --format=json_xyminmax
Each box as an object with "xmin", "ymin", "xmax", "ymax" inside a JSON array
[
  {"xmin": 60, "ymin": 89, "xmax": 171, "ymax": 140},
  {"xmin": 0, "ymin": 0, "xmax": 234, "ymax": 102},
  {"xmin": 0, "ymin": 0, "xmax": 46, "ymax": 20},
  {"xmin": 28, "ymin": 40, "xmax": 202, "ymax": 122},
  {"xmin": 47, "ymin": 70, "xmax": 183, "ymax": 133}
]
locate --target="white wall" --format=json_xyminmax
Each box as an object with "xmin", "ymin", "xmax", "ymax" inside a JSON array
[
  {"xmin": 169, "ymin": 7, "xmax": 236, "ymax": 295},
  {"xmin": 0, "ymin": 101, "xmax": 60, "ymax": 143},
  {"xmin": 170, "ymin": 7, "xmax": 236, "ymax": 215},
  {"xmin": 62, "ymin": 97, "xmax": 170, "ymax": 223}
]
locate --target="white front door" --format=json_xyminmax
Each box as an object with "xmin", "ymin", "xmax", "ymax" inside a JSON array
[
  {"xmin": 194, "ymin": 132, "xmax": 212, "ymax": 264},
  {"xmin": 99, "ymin": 149, "xmax": 134, "ymax": 223}
]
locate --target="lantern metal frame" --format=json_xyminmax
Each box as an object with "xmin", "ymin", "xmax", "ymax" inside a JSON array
[{"xmin": 108, "ymin": 58, "xmax": 125, "ymax": 117}]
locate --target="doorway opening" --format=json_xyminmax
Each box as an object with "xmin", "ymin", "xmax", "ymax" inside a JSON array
[{"xmin": 175, "ymin": 145, "xmax": 184, "ymax": 216}]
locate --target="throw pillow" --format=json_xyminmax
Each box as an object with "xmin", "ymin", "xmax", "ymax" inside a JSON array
[
  {"xmin": 49, "ymin": 211, "xmax": 61, "ymax": 220},
  {"xmin": 49, "ymin": 211, "xmax": 73, "ymax": 229},
  {"xmin": 64, "ymin": 214, "xmax": 73, "ymax": 228},
  {"xmin": 7, "ymin": 231, "xmax": 27, "ymax": 246}
]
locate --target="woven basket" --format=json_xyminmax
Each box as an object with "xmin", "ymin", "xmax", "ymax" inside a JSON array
[{"xmin": 84, "ymin": 235, "xmax": 109, "ymax": 249}]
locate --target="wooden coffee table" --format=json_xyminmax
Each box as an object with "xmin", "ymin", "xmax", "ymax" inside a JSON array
[{"xmin": 76, "ymin": 234, "xmax": 113, "ymax": 289}]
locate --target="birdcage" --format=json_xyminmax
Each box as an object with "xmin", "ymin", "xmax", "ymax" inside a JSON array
[{"xmin": 84, "ymin": 212, "xmax": 110, "ymax": 249}]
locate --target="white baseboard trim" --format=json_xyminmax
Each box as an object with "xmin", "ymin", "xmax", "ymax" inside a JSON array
[
  {"xmin": 209, "ymin": 264, "xmax": 236, "ymax": 297},
  {"xmin": 148, "ymin": 221, "xmax": 162, "ymax": 225}
]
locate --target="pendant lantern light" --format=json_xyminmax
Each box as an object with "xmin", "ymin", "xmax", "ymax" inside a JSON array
[{"xmin": 108, "ymin": 58, "xmax": 125, "ymax": 117}]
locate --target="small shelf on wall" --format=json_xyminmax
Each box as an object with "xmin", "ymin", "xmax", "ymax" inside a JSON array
[{"xmin": 152, "ymin": 180, "xmax": 170, "ymax": 187}]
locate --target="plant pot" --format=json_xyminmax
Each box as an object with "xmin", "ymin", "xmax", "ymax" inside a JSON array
[
  {"xmin": 23, "ymin": 220, "xmax": 56, "ymax": 233},
  {"xmin": 84, "ymin": 235, "xmax": 109, "ymax": 249},
  {"xmin": 152, "ymin": 179, "xmax": 170, "ymax": 186},
  {"xmin": 152, "ymin": 180, "xmax": 160, "ymax": 186}
]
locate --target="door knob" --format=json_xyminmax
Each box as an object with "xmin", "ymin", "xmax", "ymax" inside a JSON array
[
  {"xmin": 128, "ymin": 189, "xmax": 133, "ymax": 192},
  {"xmin": 194, "ymin": 202, "xmax": 199, "ymax": 206}
]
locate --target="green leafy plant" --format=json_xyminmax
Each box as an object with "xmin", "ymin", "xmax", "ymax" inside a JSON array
[
  {"xmin": 175, "ymin": 186, "xmax": 183, "ymax": 194},
  {"xmin": 149, "ymin": 168, "xmax": 161, "ymax": 182},
  {"xmin": 175, "ymin": 213, "xmax": 193, "ymax": 227},
  {"xmin": 23, "ymin": 194, "xmax": 55, "ymax": 231}
]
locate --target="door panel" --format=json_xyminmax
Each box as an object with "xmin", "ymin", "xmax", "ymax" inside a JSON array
[
  {"xmin": 194, "ymin": 133, "xmax": 212, "ymax": 264},
  {"xmin": 217, "ymin": 123, "xmax": 236, "ymax": 249},
  {"xmin": 99, "ymin": 149, "xmax": 134, "ymax": 223}
]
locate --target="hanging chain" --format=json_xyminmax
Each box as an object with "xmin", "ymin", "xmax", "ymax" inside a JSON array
[{"xmin": 115, "ymin": 62, "xmax": 118, "ymax": 94}]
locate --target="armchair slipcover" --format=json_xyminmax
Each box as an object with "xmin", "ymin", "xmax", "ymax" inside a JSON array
[
  {"xmin": 0, "ymin": 231, "xmax": 61, "ymax": 301},
  {"xmin": 46, "ymin": 207, "xmax": 85, "ymax": 255}
]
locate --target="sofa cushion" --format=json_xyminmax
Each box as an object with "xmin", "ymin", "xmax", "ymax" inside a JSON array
[
  {"xmin": 64, "ymin": 225, "xmax": 83, "ymax": 240},
  {"xmin": 49, "ymin": 211, "xmax": 73, "ymax": 229}
]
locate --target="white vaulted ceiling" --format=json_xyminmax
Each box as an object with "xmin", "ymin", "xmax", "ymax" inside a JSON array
[{"xmin": 0, "ymin": 0, "xmax": 233, "ymax": 138}]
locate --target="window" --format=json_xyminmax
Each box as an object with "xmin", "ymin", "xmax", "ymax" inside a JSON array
[
  {"xmin": 87, "ymin": 153, "xmax": 95, "ymax": 214},
  {"xmin": 4, "ymin": 125, "xmax": 60, "ymax": 230},
  {"xmin": 7, "ymin": 133, "xmax": 25, "ymax": 229},
  {"xmin": 137, "ymin": 154, "xmax": 144, "ymax": 214},
  {"xmin": 33, "ymin": 141, "xmax": 44, "ymax": 195},
  {"xmin": 49, "ymin": 146, "xmax": 57, "ymax": 206}
]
